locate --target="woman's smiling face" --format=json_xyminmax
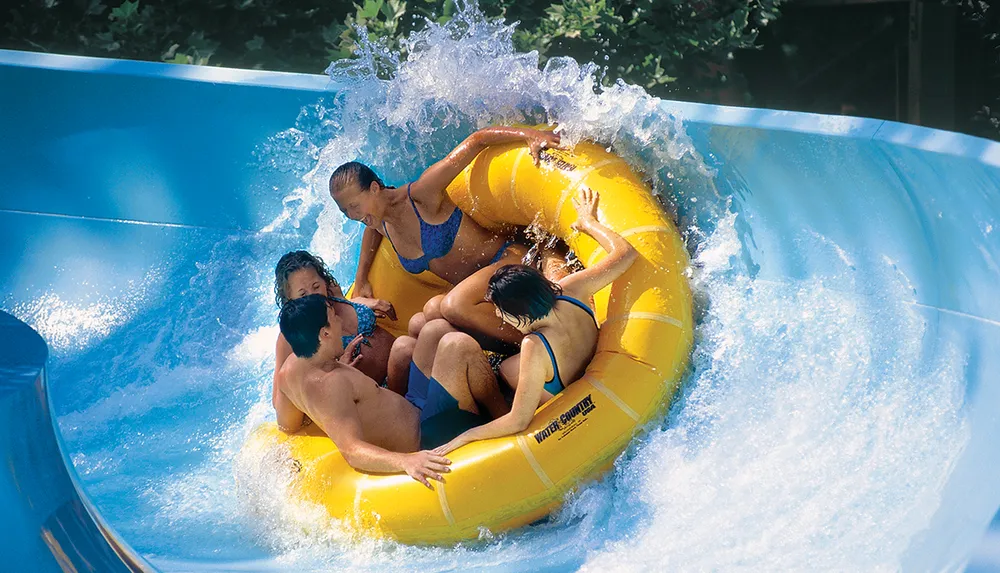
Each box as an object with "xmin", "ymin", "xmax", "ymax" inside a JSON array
[{"xmin": 332, "ymin": 179, "xmax": 383, "ymax": 228}]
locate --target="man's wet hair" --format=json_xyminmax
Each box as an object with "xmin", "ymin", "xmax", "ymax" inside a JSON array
[
  {"xmin": 329, "ymin": 161, "xmax": 385, "ymax": 196},
  {"xmin": 279, "ymin": 294, "xmax": 330, "ymax": 358},
  {"xmin": 485, "ymin": 264, "xmax": 563, "ymax": 327},
  {"xmin": 274, "ymin": 250, "xmax": 339, "ymax": 308}
]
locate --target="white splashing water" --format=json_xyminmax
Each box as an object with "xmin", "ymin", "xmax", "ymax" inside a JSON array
[{"xmin": 12, "ymin": 273, "xmax": 155, "ymax": 354}]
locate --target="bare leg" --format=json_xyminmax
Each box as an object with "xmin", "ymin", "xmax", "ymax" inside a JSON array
[
  {"xmin": 386, "ymin": 335, "xmax": 416, "ymax": 396},
  {"xmin": 498, "ymin": 353, "xmax": 553, "ymax": 405},
  {"xmin": 411, "ymin": 318, "xmax": 458, "ymax": 375},
  {"xmin": 431, "ymin": 332, "xmax": 510, "ymax": 419},
  {"xmin": 439, "ymin": 248, "xmax": 527, "ymax": 351},
  {"xmin": 499, "ymin": 354, "xmax": 520, "ymax": 390},
  {"xmin": 408, "ymin": 312, "xmax": 427, "ymax": 338},
  {"xmin": 423, "ymin": 294, "xmax": 445, "ymax": 322}
]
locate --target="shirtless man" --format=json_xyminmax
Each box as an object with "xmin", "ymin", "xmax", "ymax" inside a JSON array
[{"xmin": 274, "ymin": 293, "xmax": 450, "ymax": 488}]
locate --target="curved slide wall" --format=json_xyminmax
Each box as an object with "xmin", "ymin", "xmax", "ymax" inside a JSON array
[{"xmin": 1, "ymin": 49, "xmax": 999, "ymax": 571}]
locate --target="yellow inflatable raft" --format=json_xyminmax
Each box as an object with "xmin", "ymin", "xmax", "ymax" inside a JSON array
[{"xmin": 244, "ymin": 140, "xmax": 693, "ymax": 544}]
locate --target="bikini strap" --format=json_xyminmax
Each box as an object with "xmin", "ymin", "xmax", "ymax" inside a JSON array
[
  {"xmin": 527, "ymin": 331, "xmax": 561, "ymax": 388},
  {"xmin": 556, "ymin": 295, "xmax": 598, "ymax": 325},
  {"xmin": 381, "ymin": 220, "xmax": 405, "ymax": 257},
  {"xmin": 406, "ymin": 183, "xmax": 425, "ymax": 224}
]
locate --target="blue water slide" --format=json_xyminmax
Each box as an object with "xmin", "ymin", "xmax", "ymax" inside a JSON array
[{"xmin": 1, "ymin": 49, "xmax": 998, "ymax": 571}]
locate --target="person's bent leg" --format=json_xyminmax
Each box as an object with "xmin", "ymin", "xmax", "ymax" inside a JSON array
[
  {"xmin": 411, "ymin": 318, "xmax": 458, "ymax": 375},
  {"xmin": 431, "ymin": 332, "xmax": 508, "ymax": 419},
  {"xmin": 408, "ymin": 312, "xmax": 428, "ymax": 338},
  {"xmin": 499, "ymin": 354, "xmax": 521, "ymax": 390},
  {"xmin": 422, "ymin": 295, "xmax": 445, "ymax": 322},
  {"xmin": 386, "ymin": 335, "xmax": 416, "ymax": 396}
]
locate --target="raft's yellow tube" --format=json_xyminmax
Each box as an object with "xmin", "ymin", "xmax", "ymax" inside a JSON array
[{"xmin": 244, "ymin": 141, "xmax": 693, "ymax": 544}]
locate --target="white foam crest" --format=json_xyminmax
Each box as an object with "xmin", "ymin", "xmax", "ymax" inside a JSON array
[
  {"xmin": 309, "ymin": 200, "xmax": 362, "ymax": 269},
  {"xmin": 263, "ymin": 0, "xmax": 715, "ymax": 237},
  {"xmin": 12, "ymin": 272, "xmax": 155, "ymax": 354},
  {"xmin": 578, "ymin": 214, "xmax": 969, "ymax": 571},
  {"xmin": 226, "ymin": 325, "xmax": 280, "ymax": 369}
]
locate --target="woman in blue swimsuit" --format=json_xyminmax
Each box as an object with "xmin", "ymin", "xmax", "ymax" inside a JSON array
[
  {"xmin": 328, "ymin": 126, "xmax": 562, "ymax": 350},
  {"xmin": 428, "ymin": 188, "xmax": 639, "ymax": 455},
  {"xmin": 271, "ymin": 251, "xmax": 414, "ymax": 401}
]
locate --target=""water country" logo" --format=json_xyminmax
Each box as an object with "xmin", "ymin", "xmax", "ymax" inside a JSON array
[{"xmin": 533, "ymin": 394, "xmax": 597, "ymax": 444}]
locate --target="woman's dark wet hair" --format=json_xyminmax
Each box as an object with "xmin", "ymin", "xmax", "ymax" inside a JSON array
[
  {"xmin": 485, "ymin": 264, "xmax": 563, "ymax": 327},
  {"xmin": 329, "ymin": 161, "xmax": 385, "ymax": 196},
  {"xmin": 279, "ymin": 294, "xmax": 330, "ymax": 358},
  {"xmin": 274, "ymin": 250, "xmax": 339, "ymax": 308}
]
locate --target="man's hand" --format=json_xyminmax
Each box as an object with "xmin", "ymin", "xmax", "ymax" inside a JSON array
[
  {"xmin": 402, "ymin": 451, "xmax": 451, "ymax": 489},
  {"xmin": 338, "ymin": 334, "xmax": 365, "ymax": 367}
]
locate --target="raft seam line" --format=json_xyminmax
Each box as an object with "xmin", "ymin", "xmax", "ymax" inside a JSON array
[
  {"xmin": 604, "ymin": 312, "xmax": 684, "ymax": 329},
  {"xmin": 586, "ymin": 376, "xmax": 641, "ymax": 422},
  {"xmin": 620, "ymin": 225, "xmax": 675, "ymax": 238},
  {"xmin": 353, "ymin": 475, "xmax": 366, "ymax": 516},
  {"xmin": 553, "ymin": 159, "xmax": 618, "ymax": 223},
  {"xmin": 584, "ymin": 248, "xmax": 605, "ymax": 269},
  {"xmin": 436, "ymin": 482, "xmax": 456, "ymax": 526},
  {"xmin": 586, "ymin": 226, "xmax": 674, "ymax": 267},
  {"xmin": 517, "ymin": 434, "xmax": 555, "ymax": 489},
  {"xmin": 510, "ymin": 149, "xmax": 529, "ymax": 212}
]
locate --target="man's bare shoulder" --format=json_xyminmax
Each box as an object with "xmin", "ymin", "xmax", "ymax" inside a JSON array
[{"xmin": 278, "ymin": 352, "xmax": 303, "ymax": 380}]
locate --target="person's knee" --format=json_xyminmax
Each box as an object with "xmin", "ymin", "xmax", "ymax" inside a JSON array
[
  {"xmin": 439, "ymin": 291, "xmax": 468, "ymax": 325},
  {"xmin": 419, "ymin": 318, "xmax": 454, "ymax": 341},
  {"xmin": 391, "ymin": 335, "xmax": 416, "ymax": 361},
  {"xmin": 407, "ymin": 312, "xmax": 427, "ymax": 338},
  {"xmin": 423, "ymin": 295, "xmax": 445, "ymax": 321},
  {"xmin": 438, "ymin": 331, "xmax": 480, "ymax": 361}
]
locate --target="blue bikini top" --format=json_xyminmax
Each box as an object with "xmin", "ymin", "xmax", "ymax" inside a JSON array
[
  {"xmin": 383, "ymin": 184, "xmax": 463, "ymax": 274},
  {"xmin": 328, "ymin": 296, "xmax": 377, "ymax": 358},
  {"xmin": 527, "ymin": 295, "xmax": 598, "ymax": 396}
]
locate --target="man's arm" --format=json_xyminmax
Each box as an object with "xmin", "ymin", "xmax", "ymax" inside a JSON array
[
  {"xmin": 312, "ymin": 373, "xmax": 450, "ymax": 487},
  {"xmin": 272, "ymin": 335, "xmax": 291, "ymax": 410},
  {"xmin": 274, "ymin": 374, "xmax": 306, "ymax": 433}
]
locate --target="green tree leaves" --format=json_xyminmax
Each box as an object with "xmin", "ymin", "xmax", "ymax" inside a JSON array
[{"xmin": 1, "ymin": 0, "xmax": 780, "ymax": 97}]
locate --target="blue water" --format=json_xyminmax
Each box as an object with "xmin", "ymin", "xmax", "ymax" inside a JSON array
[{"xmin": 3, "ymin": 2, "xmax": 1000, "ymax": 570}]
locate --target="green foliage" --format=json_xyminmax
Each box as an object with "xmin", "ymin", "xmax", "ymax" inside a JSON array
[
  {"xmin": 945, "ymin": 0, "xmax": 1000, "ymax": 138},
  {"xmin": 497, "ymin": 0, "xmax": 781, "ymax": 91},
  {"xmin": 1, "ymin": 0, "xmax": 780, "ymax": 97}
]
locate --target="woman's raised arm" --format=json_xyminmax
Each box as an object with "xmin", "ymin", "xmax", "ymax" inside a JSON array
[
  {"xmin": 408, "ymin": 126, "xmax": 562, "ymax": 209},
  {"xmin": 558, "ymin": 188, "xmax": 638, "ymax": 299}
]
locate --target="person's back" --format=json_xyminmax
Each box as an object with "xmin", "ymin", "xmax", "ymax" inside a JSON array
[
  {"xmin": 278, "ymin": 354, "xmax": 419, "ymax": 453},
  {"xmin": 523, "ymin": 293, "xmax": 599, "ymax": 390}
]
